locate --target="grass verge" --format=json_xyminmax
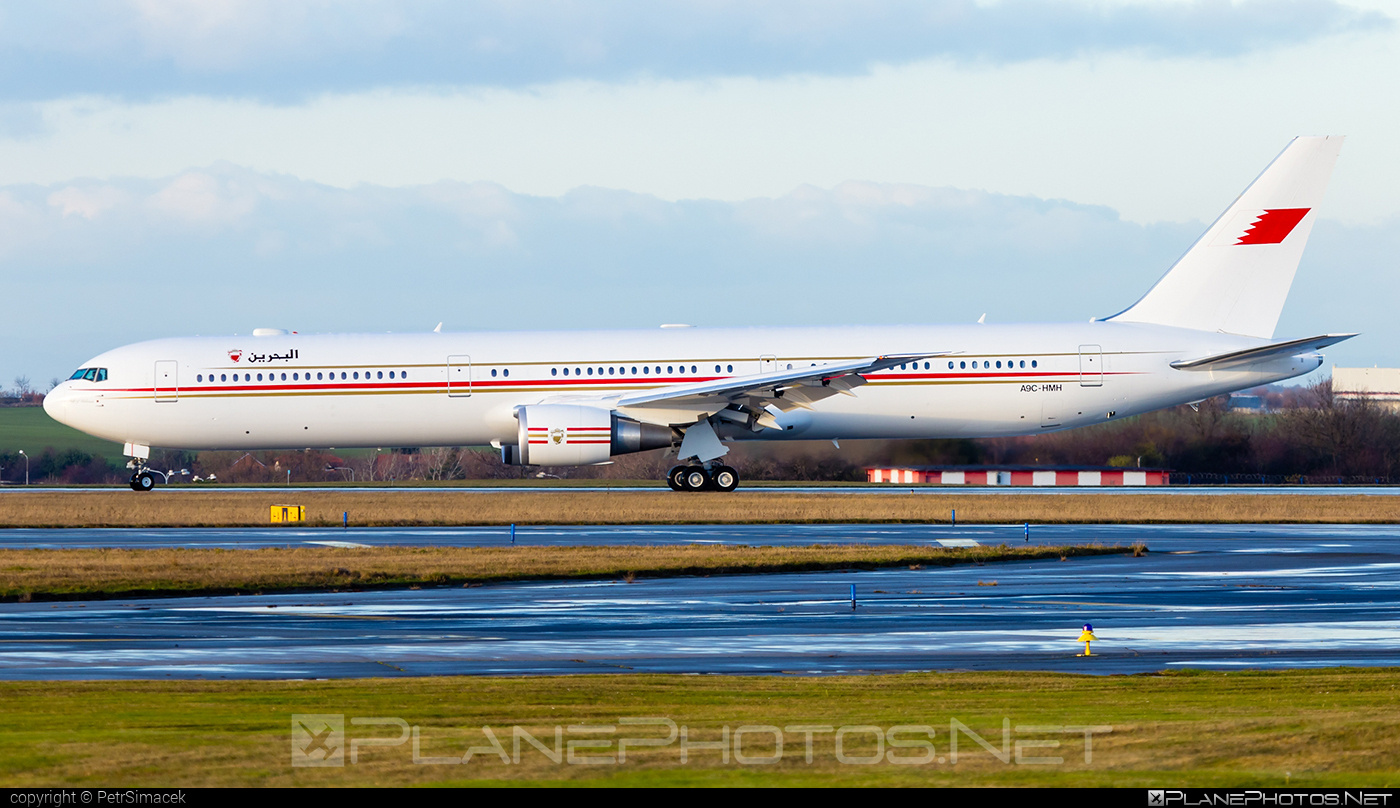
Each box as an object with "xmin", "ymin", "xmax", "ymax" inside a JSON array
[
  {"xmin": 1, "ymin": 669, "xmax": 1397, "ymax": 786},
  {"xmin": 0, "ymin": 543, "xmax": 1128, "ymax": 601},
  {"xmin": 4, "ymin": 490, "xmax": 1400, "ymax": 526}
]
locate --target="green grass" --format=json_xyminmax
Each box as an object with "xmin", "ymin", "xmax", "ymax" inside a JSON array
[
  {"xmin": 0, "ymin": 406, "xmax": 124, "ymax": 464},
  {"xmin": 0, "ymin": 543, "xmax": 1129, "ymax": 601},
  {"xmin": 1, "ymin": 670, "xmax": 1397, "ymax": 786}
]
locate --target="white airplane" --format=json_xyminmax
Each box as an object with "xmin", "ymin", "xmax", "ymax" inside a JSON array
[{"xmin": 46, "ymin": 136, "xmax": 1352, "ymax": 492}]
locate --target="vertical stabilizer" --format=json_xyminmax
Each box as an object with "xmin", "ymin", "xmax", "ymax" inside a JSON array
[{"xmin": 1110, "ymin": 136, "xmax": 1343, "ymax": 338}]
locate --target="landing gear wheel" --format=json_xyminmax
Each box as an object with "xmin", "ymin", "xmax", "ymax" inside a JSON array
[
  {"xmin": 681, "ymin": 467, "xmax": 709, "ymax": 492},
  {"xmin": 132, "ymin": 471, "xmax": 156, "ymax": 492},
  {"xmin": 711, "ymin": 465, "xmax": 739, "ymax": 492},
  {"xmin": 666, "ymin": 465, "xmax": 688, "ymax": 491}
]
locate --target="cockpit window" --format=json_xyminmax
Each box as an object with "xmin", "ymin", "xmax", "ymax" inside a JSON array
[{"xmin": 69, "ymin": 368, "xmax": 108, "ymax": 382}]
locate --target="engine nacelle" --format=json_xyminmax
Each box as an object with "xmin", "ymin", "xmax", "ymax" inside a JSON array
[{"xmin": 505, "ymin": 404, "xmax": 672, "ymax": 466}]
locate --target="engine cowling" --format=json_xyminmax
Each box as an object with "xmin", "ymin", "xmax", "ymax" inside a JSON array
[{"xmin": 504, "ymin": 404, "xmax": 673, "ymax": 466}]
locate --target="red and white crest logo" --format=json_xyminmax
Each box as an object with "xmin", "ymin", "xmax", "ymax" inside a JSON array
[{"xmin": 228, "ymin": 350, "xmax": 242, "ymax": 362}]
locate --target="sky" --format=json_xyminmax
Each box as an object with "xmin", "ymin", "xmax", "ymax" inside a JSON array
[{"xmin": 3, "ymin": 0, "xmax": 1399, "ymax": 389}]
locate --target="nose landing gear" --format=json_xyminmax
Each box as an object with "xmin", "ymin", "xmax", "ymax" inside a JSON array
[{"xmin": 126, "ymin": 458, "xmax": 165, "ymax": 492}]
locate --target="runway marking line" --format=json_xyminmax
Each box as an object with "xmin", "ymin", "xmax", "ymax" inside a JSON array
[{"xmin": 1020, "ymin": 600, "xmax": 1164, "ymax": 609}]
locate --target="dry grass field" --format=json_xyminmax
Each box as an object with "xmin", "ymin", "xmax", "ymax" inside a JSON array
[
  {"xmin": 2, "ymin": 669, "xmax": 1397, "ymax": 786},
  {"xmin": 2, "ymin": 489, "xmax": 1399, "ymax": 526},
  {"xmin": 0, "ymin": 543, "xmax": 1128, "ymax": 600}
]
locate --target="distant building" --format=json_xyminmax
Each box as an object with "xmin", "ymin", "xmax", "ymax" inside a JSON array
[
  {"xmin": 1332, "ymin": 367, "xmax": 1400, "ymax": 411},
  {"xmin": 1227, "ymin": 394, "xmax": 1267, "ymax": 413},
  {"xmin": 866, "ymin": 465, "xmax": 1170, "ymax": 486}
]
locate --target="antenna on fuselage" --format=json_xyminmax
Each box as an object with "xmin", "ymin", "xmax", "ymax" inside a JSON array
[
  {"xmin": 977, "ymin": 313, "xmax": 986, "ymax": 324},
  {"xmin": 433, "ymin": 322, "xmax": 442, "ymax": 333}
]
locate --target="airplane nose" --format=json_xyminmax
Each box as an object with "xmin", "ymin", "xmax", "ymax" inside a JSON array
[{"xmin": 42, "ymin": 382, "xmax": 74, "ymax": 427}]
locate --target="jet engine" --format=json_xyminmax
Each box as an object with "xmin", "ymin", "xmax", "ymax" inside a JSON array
[{"xmin": 502, "ymin": 404, "xmax": 673, "ymax": 466}]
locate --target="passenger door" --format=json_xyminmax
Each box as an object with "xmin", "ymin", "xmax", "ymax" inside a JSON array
[
  {"xmin": 1079, "ymin": 345, "xmax": 1103, "ymax": 387},
  {"xmin": 154, "ymin": 360, "xmax": 178, "ymax": 402},
  {"xmin": 448, "ymin": 355, "xmax": 472, "ymax": 397}
]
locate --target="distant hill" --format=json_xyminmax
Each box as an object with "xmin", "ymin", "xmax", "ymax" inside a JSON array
[{"xmin": 0, "ymin": 407, "xmax": 125, "ymax": 464}]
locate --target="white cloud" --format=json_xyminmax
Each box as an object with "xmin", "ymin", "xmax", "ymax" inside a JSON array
[
  {"xmin": 4, "ymin": 24, "xmax": 1397, "ymax": 228},
  {"xmin": 147, "ymin": 171, "xmax": 254, "ymax": 223},
  {"xmin": 0, "ymin": 1, "xmax": 1385, "ymax": 101},
  {"xmin": 46, "ymin": 185, "xmax": 129, "ymax": 219},
  {"xmin": 3, "ymin": 167, "xmax": 1392, "ymax": 387}
]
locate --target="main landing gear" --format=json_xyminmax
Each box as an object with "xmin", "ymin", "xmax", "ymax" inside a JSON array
[{"xmin": 666, "ymin": 464, "xmax": 740, "ymax": 492}]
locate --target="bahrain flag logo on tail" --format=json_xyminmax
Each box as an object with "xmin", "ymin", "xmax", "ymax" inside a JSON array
[{"xmin": 1234, "ymin": 208, "xmax": 1310, "ymax": 245}]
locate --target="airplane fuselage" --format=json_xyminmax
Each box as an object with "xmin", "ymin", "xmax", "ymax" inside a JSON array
[{"xmin": 43, "ymin": 320, "xmax": 1319, "ymax": 452}]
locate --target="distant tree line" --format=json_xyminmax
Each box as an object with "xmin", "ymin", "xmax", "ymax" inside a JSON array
[{"xmin": 0, "ymin": 376, "xmax": 51, "ymax": 407}]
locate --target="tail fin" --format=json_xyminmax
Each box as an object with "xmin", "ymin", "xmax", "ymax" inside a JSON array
[{"xmin": 1110, "ymin": 136, "xmax": 1344, "ymax": 338}]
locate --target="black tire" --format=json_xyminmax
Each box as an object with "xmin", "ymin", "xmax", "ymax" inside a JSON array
[
  {"xmin": 681, "ymin": 467, "xmax": 709, "ymax": 492},
  {"xmin": 712, "ymin": 465, "xmax": 739, "ymax": 492},
  {"xmin": 135, "ymin": 472, "xmax": 156, "ymax": 492},
  {"xmin": 666, "ymin": 465, "xmax": 688, "ymax": 491}
]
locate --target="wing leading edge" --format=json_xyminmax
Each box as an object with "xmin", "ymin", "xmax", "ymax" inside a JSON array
[{"xmin": 540, "ymin": 352, "xmax": 946, "ymax": 430}]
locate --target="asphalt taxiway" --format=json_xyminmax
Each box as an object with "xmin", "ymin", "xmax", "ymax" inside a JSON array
[
  {"xmin": 2, "ymin": 524, "xmax": 1397, "ymax": 679},
  {"xmin": 6, "ymin": 522, "xmax": 1400, "ymax": 549}
]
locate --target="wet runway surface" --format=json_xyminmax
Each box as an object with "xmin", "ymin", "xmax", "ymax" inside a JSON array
[
  {"xmin": 2, "ymin": 524, "xmax": 1399, "ymax": 679},
  {"xmin": 9, "ymin": 522, "xmax": 1400, "ymax": 549}
]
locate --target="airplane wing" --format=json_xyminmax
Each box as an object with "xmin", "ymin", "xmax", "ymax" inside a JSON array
[
  {"xmin": 540, "ymin": 353, "xmax": 947, "ymax": 429},
  {"xmin": 1170, "ymin": 333, "xmax": 1357, "ymax": 371}
]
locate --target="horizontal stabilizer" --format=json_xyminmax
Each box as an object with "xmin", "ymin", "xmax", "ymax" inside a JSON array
[{"xmin": 1170, "ymin": 333, "xmax": 1356, "ymax": 371}]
